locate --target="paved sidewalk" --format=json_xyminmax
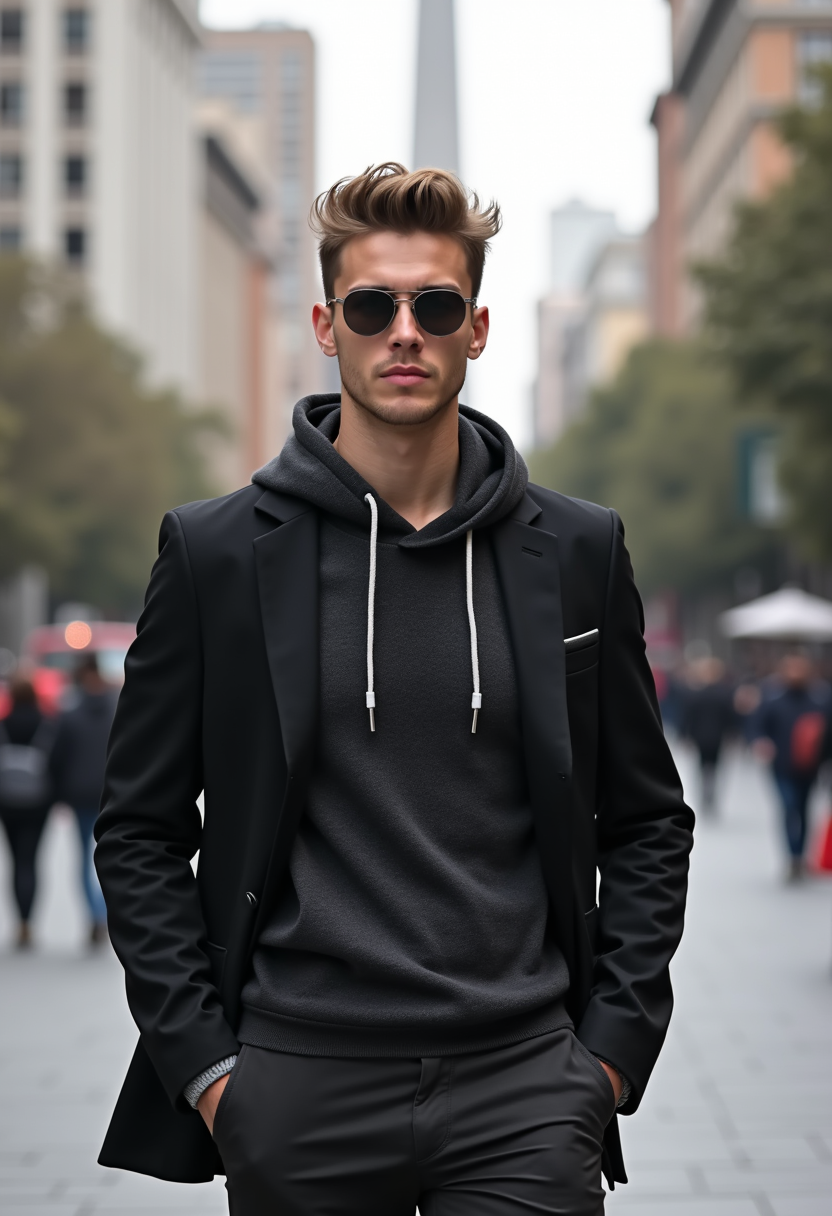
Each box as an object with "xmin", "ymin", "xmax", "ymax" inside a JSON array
[
  {"xmin": 0, "ymin": 750, "xmax": 830, "ymax": 1215},
  {"xmin": 608, "ymin": 745, "xmax": 832, "ymax": 1216},
  {"xmin": 0, "ymin": 811, "xmax": 227, "ymax": 1214}
]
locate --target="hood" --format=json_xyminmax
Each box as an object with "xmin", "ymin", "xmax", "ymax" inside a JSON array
[{"xmin": 252, "ymin": 393, "xmax": 528, "ymax": 547}]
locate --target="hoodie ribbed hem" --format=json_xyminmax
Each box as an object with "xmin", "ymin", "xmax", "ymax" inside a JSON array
[{"xmin": 237, "ymin": 1000, "xmax": 571, "ymax": 1059}]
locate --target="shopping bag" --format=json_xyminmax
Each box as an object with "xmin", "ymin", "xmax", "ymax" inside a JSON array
[{"xmin": 814, "ymin": 812, "xmax": 832, "ymax": 873}]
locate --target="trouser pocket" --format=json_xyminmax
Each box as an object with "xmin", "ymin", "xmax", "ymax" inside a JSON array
[
  {"xmin": 211, "ymin": 1046, "xmax": 246, "ymax": 1144},
  {"xmin": 570, "ymin": 1033, "xmax": 617, "ymax": 1127}
]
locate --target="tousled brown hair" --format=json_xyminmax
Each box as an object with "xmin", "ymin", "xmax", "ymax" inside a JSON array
[{"xmin": 310, "ymin": 163, "xmax": 501, "ymax": 301}]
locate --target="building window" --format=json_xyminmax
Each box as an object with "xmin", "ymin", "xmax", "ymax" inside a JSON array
[
  {"xmin": 798, "ymin": 32, "xmax": 832, "ymax": 105},
  {"xmin": 0, "ymin": 152, "xmax": 22, "ymax": 197},
  {"xmin": 0, "ymin": 80, "xmax": 23, "ymax": 126},
  {"xmin": 0, "ymin": 9, "xmax": 23, "ymax": 54},
  {"xmin": 64, "ymin": 226, "xmax": 85, "ymax": 263},
  {"xmin": 64, "ymin": 8, "xmax": 89, "ymax": 54},
  {"xmin": 281, "ymin": 50, "xmax": 302, "ymax": 85},
  {"xmin": 0, "ymin": 225, "xmax": 21, "ymax": 249},
  {"xmin": 64, "ymin": 82, "xmax": 87, "ymax": 126},
  {"xmin": 200, "ymin": 50, "xmax": 262, "ymax": 112},
  {"xmin": 64, "ymin": 154, "xmax": 86, "ymax": 196}
]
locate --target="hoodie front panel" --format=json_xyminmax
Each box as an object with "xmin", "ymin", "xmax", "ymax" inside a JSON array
[{"xmin": 239, "ymin": 396, "xmax": 570, "ymax": 1056}]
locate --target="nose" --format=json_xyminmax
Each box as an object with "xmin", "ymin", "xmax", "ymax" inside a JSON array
[{"xmin": 387, "ymin": 297, "xmax": 424, "ymax": 351}]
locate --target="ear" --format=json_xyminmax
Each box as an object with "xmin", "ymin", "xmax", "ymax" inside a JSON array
[
  {"xmin": 467, "ymin": 305, "xmax": 489, "ymax": 361},
  {"xmin": 313, "ymin": 302, "xmax": 338, "ymax": 358}
]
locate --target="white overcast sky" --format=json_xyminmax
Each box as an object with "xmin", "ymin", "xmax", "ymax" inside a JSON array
[{"xmin": 200, "ymin": 0, "xmax": 671, "ymax": 449}]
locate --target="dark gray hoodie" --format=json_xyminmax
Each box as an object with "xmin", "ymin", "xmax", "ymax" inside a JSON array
[{"xmin": 238, "ymin": 395, "xmax": 570, "ymax": 1057}]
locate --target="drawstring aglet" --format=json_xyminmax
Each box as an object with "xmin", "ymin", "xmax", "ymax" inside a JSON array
[
  {"xmin": 471, "ymin": 692, "xmax": 482, "ymax": 735},
  {"xmin": 367, "ymin": 691, "xmax": 376, "ymax": 733}
]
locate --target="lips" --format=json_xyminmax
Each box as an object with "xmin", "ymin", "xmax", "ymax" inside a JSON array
[{"xmin": 381, "ymin": 366, "xmax": 430, "ymax": 387}]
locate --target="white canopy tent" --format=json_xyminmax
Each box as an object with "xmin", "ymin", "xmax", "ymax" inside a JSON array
[{"xmin": 720, "ymin": 587, "xmax": 832, "ymax": 642}]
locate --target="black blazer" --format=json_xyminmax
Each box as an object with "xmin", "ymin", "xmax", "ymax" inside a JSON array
[{"xmin": 95, "ymin": 482, "xmax": 693, "ymax": 1187}]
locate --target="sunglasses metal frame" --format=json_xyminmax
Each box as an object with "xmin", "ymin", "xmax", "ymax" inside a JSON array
[{"xmin": 326, "ymin": 288, "xmax": 478, "ymax": 337}]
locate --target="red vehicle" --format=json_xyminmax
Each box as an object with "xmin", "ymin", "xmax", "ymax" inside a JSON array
[{"xmin": 18, "ymin": 620, "xmax": 136, "ymax": 714}]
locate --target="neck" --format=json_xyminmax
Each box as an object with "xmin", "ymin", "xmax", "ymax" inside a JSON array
[{"xmin": 334, "ymin": 390, "xmax": 460, "ymax": 531}]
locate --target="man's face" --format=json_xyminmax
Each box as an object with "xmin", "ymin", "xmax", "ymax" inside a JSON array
[
  {"xmin": 313, "ymin": 230, "xmax": 489, "ymax": 427},
  {"xmin": 779, "ymin": 654, "xmax": 812, "ymax": 689}
]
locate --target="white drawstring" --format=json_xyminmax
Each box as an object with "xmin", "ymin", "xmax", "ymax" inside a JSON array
[
  {"xmin": 364, "ymin": 497, "xmax": 481, "ymax": 735},
  {"xmin": 364, "ymin": 493, "xmax": 378, "ymax": 731},
  {"xmin": 466, "ymin": 529, "xmax": 482, "ymax": 733}
]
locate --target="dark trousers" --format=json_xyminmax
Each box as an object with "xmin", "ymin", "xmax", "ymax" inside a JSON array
[
  {"xmin": 0, "ymin": 805, "xmax": 50, "ymax": 921},
  {"xmin": 213, "ymin": 1027, "xmax": 616, "ymax": 1216},
  {"xmin": 774, "ymin": 774, "xmax": 813, "ymax": 859}
]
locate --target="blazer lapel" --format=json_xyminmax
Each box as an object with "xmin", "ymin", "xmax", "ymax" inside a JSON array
[
  {"xmin": 253, "ymin": 491, "xmax": 319, "ymax": 781},
  {"xmin": 492, "ymin": 497, "xmax": 576, "ymax": 971}
]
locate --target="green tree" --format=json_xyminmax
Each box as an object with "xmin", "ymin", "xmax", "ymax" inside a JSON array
[
  {"xmin": 0, "ymin": 257, "xmax": 223, "ymax": 616},
  {"xmin": 529, "ymin": 340, "xmax": 774, "ymax": 598},
  {"xmin": 698, "ymin": 64, "xmax": 832, "ymax": 560}
]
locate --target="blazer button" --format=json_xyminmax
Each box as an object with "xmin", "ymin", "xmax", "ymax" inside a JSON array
[{"xmin": 245, "ymin": 891, "xmax": 258, "ymax": 907}]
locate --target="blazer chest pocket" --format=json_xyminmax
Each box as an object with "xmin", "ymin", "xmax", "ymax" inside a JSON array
[
  {"xmin": 564, "ymin": 628, "xmax": 599, "ymax": 676},
  {"xmin": 204, "ymin": 940, "xmax": 227, "ymax": 989}
]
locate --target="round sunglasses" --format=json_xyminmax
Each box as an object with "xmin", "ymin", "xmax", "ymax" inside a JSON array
[{"xmin": 327, "ymin": 288, "xmax": 477, "ymax": 338}]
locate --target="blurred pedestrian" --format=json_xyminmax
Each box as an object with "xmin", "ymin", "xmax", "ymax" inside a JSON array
[
  {"xmin": 733, "ymin": 679, "xmax": 763, "ymax": 745},
  {"xmin": 815, "ymin": 710, "xmax": 832, "ymax": 874},
  {"xmin": 753, "ymin": 652, "xmax": 831, "ymax": 881},
  {"xmin": 680, "ymin": 657, "xmax": 736, "ymax": 813},
  {"xmin": 50, "ymin": 654, "xmax": 116, "ymax": 944},
  {"xmin": 657, "ymin": 663, "xmax": 687, "ymax": 736},
  {"xmin": 0, "ymin": 676, "xmax": 54, "ymax": 948}
]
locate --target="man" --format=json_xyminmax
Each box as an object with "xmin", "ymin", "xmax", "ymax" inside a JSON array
[
  {"xmin": 50, "ymin": 654, "xmax": 114, "ymax": 944},
  {"xmin": 96, "ymin": 163, "xmax": 693, "ymax": 1214},
  {"xmin": 0, "ymin": 675, "xmax": 54, "ymax": 949},
  {"xmin": 680, "ymin": 656, "xmax": 736, "ymax": 813},
  {"xmin": 753, "ymin": 651, "xmax": 830, "ymax": 881}
]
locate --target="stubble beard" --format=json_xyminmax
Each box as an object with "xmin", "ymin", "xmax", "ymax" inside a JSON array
[{"xmin": 336, "ymin": 346, "xmax": 468, "ymax": 428}]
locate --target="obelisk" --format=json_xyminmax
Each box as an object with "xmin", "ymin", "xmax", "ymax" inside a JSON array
[{"xmin": 413, "ymin": 0, "xmax": 459, "ymax": 175}]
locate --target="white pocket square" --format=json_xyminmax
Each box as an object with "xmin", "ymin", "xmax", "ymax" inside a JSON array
[{"xmin": 563, "ymin": 628, "xmax": 599, "ymax": 653}]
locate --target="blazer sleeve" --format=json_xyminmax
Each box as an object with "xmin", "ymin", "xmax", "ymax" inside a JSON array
[
  {"xmin": 576, "ymin": 510, "xmax": 694, "ymax": 1113},
  {"xmin": 94, "ymin": 510, "xmax": 240, "ymax": 1110}
]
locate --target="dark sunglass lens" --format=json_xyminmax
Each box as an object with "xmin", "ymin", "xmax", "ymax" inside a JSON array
[
  {"xmin": 342, "ymin": 290, "xmax": 395, "ymax": 336},
  {"xmin": 414, "ymin": 290, "xmax": 467, "ymax": 336}
]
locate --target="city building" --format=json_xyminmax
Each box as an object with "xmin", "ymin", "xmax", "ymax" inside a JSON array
[
  {"xmin": 413, "ymin": 0, "xmax": 459, "ymax": 174},
  {"xmin": 0, "ymin": 0, "xmax": 202, "ymax": 394},
  {"xmin": 200, "ymin": 24, "xmax": 322, "ymax": 442},
  {"xmin": 651, "ymin": 0, "xmax": 832, "ymax": 332},
  {"xmin": 547, "ymin": 199, "xmax": 618, "ymax": 297},
  {"xmin": 648, "ymin": 91, "xmax": 685, "ymax": 337},
  {"xmin": 197, "ymin": 104, "xmax": 271, "ymax": 491},
  {"xmin": 561, "ymin": 235, "xmax": 649, "ymax": 424},
  {"xmin": 533, "ymin": 294, "xmax": 585, "ymax": 447},
  {"xmin": 532, "ymin": 201, "xmax": 618, "ymax": 447}
]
